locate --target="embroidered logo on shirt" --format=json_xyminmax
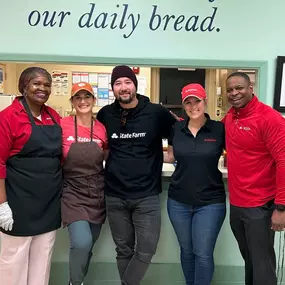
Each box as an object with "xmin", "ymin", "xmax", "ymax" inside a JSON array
[
  {"xmin": 67, "ymin": 136, "xmax": 75, "ymax": 141},
  {"xmin": 120, "ymin": 132, "xmax": 146, "ymax": 139},
  {"xmin": 77, "ymin": 136, "xmax": 99, "ymax": 143},
  {"xmin": 111, "ymin": 132, "xmax": 146, "ymax": 139},
  {"xmin": 239, "ymin": 126, "xmax": 251, "ymax": 131},
  {"xmin": 66, "ymin": 136, "xmax": 101, "ymax": 143},
  {"xmin": 204, "ymin": 138, "xmax": 217, "ymax": 142}
]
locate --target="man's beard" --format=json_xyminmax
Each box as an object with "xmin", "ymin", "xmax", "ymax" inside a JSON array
[{"xmin": 118, "ymin": 92, "xmax": 134, "ymax": 104}]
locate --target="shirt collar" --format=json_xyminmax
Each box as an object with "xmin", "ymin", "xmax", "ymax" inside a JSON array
[
  {"xmin": 12, "ymin": 96, "xmax": 25, "ymax": 113},
  {"xmin": 181, "ymin": 113, "xmax": 213, "ymax": 133},
  {"xmin": 12, "ymin": 96, "xmax": 47, "ymax": 115},
  {"xmin": 228, "ymin": 95, "xmax": 258, "ymax": 118}
]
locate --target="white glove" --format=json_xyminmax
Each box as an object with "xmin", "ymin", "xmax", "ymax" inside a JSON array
[{"xmin": 0, "ymin": 202, "xmax": 14, "ymax": 231}]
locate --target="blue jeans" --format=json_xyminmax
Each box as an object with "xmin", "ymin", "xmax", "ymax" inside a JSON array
[
  {"xmin": 68, "ymin": 220, "xmax": 102, "ymax": 285},
  {"xmin": 167, "ymin": 198, "xmax": 226, "ymax": 285}
]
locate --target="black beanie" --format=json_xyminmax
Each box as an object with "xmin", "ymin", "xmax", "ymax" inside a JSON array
[{"xmin": 111, "ymin": 65, "xmax": 138, "ymax": 90}]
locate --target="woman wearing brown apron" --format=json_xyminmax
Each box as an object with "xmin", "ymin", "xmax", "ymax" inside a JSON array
[{"xmin": 61, "ymin": 82, "xmax": 108, "ymax": 285}]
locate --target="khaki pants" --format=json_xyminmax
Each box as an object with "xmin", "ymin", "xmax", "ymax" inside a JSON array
[{"xmin": 0, "ymin": 230, "xmax": 56, "ymax": 285}]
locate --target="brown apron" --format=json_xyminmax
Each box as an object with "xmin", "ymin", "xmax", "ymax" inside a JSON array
[{"xmin": 61, "ymin": 116, "xmax": 106, "ymax": 227}]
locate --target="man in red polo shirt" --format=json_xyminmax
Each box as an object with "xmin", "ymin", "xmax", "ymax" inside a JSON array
[{"xmin": 223, "ymin": 71, "xmax": 285, "ymax": 285}]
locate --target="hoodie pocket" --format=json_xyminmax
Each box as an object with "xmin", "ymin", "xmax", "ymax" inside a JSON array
[{"xmin": 107, "ymin": 158, "xmax": 152, "ymax": 189}]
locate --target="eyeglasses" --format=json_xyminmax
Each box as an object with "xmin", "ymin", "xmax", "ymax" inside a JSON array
[{"xmin": 121, "ymin": 110, "xmax": 129, "ymax": 127}]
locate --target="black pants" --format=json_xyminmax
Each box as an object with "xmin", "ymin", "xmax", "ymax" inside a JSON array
[
  {"xmin": 106, "ymin": 195, "xmax": 161, "ymax": 285},
  {"xmin": 230, "ymin": 202, "xmax": 276, "ymax": 285}
]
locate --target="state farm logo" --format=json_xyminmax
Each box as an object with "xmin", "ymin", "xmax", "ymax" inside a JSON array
[
  {"xmin": 239, "ymin": 126, "xmax": 251, "ymax": 131},
  {"xmin": 111, "ymin": 132, "xmax": 146, "ymax": 139},
  {"xmin": 66, "ymin": 136, "xmax": 101, "ymax": 143}
]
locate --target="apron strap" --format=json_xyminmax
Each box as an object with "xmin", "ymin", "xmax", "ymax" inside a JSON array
[
  {"xmin": 22, "ymin": 97, "xmax": 36, "ymax": 125},
  {"xmin": 74, "ymin": 116, "xmax": 94, "ymax": 143},
  {"xmin": 91, "ymin": 117, "xmax": 94, "ymax": 141},
  {"xmin": 22, "ymin": 97, "xmax": 58, "ymax": 125}
]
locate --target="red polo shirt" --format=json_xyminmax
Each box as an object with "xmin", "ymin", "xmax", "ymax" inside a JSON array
[
  {"xmin": 0, "ymin": 97, "xmax": 61, "ymax": 179},
  {"xmin": 223, "ymin": 96, "xmax": 285, "ymax": 207}
]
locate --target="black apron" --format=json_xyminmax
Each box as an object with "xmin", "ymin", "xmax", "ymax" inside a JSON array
[
  {"xmin": 61, "ymin": 116, "xmax": 105, "ymax": 227},
  {"xmin": 2, "ymin": 98, "xmax": 63, "ymax": 236}
]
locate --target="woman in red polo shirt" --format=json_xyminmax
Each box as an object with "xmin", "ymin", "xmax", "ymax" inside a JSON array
[
  {"xmin": 61, "ymin": 82, "xmax": 108, "ymax": 285},
  {"xmin": 0, "ymin": 67, "xmax": 62, "ymax": 285}
]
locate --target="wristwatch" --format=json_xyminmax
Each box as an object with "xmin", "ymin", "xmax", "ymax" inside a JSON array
[{"xmin": 276, "ymin": 204, "xmax": 285, "ymax": 212}]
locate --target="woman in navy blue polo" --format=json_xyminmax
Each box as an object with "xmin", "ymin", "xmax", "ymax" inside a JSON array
[{"xmin": 165, "ymin": 83, "xmax": 226, "ymax": 285}]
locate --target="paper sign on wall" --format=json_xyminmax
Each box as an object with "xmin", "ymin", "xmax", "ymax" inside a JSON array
[
  {"xmin": 89, "ymin": 73, "xmax": 98, "ymax": 97},
  {"xmin": 52, "ymin": 71, "xmax": 69, "ymax": 96},
  {"xmin": 80, "ymin": 72, "xmax": 89, "ymax": 82},
  {"xmin": 71, "ymin": 72, "xmax": 117, "ymax": 107},
  {"xmin": 89, "ymin": 73, "xmax": 98, "ymax": 85},
  {"xmin": 72, "ymin": 72, "xmax": 81, "ymax": 84},
  {"xmin": 98, "ymin": 74, "xmax": 109, "ymax": 89},
  {"xmin": 137, "ymin": 76, "xmax": 147, "ymax": 95}
]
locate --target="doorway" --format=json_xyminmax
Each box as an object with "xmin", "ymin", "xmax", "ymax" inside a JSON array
[{"xmin": 159, "ymin": 68, "xmax": 206, "ymax": 117}]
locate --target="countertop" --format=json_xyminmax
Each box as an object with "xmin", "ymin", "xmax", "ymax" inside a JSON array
[{"xmin": 102, "ymin": 162, "xmax": 228, "ymax": 179}]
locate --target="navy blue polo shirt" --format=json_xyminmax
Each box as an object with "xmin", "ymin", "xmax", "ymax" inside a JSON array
[{"xmin": 168, "ymin": 116, "xmax": 226, "ymax": 206}]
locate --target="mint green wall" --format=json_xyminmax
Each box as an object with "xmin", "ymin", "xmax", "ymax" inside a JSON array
[
  {"xmin": 1, "ymin": 0, "xmax": 284, "ymax": 268},
  {"xmin": 0, "ymin": 0, "xmax": 281, "ymax": 104}
]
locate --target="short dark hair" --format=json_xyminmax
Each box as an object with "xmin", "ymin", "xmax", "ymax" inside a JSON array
[
  {"xmin": 227, "ymin": 71, "xmax": 251, "ymax": 85},
  {"xmin": 18, "ymin": 67, "xmax": 52, "ymax": 94}
]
